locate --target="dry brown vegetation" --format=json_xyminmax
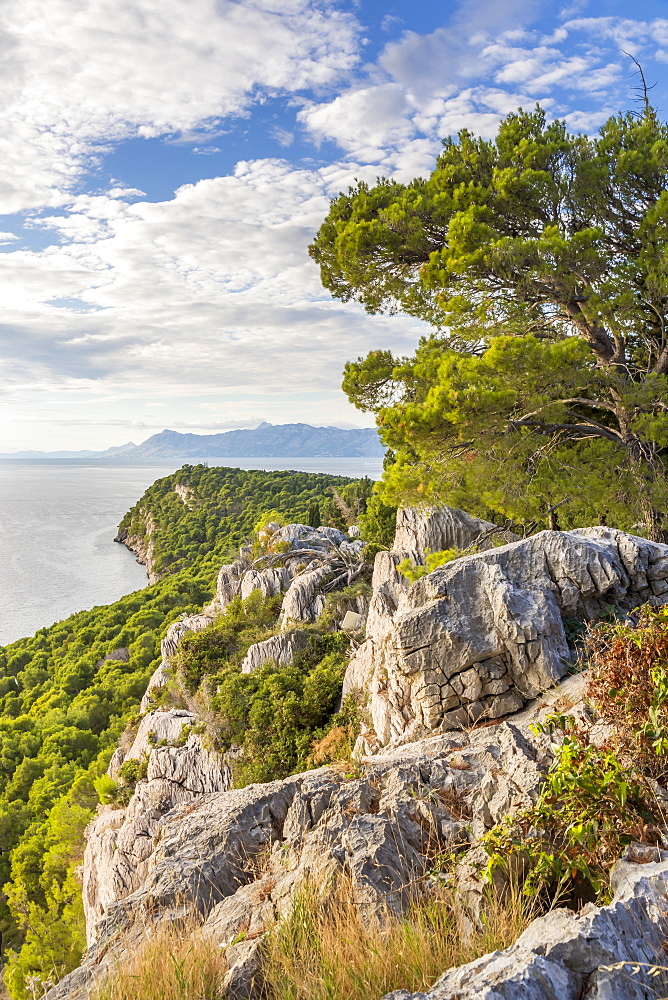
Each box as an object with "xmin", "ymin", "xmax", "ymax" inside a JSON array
[
  {"xmin": 92, "ymin": 878, "xmax": 533, "ymax": 1000},
  {"xmin": 92, "ymin": 920, "xmax": 225, "ymax": 1000},
  {"xmin": 261, "ymin": 880, "xmax": 532, "ymax": 1000},
  {"xmin": 587, "ymin": 605, "xmax": 668, "ymax": 777}
]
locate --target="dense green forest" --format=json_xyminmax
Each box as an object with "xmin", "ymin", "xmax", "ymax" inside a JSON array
[
  {"xmin": 0, "ymin": 465, "xmax": 374, "ymax": 998},
  {"xmin": 117, "ymin": 464, "xmax": 375, "ymax": 577}
]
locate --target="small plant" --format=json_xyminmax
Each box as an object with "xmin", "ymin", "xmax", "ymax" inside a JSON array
[
  {"xmin": 117, "ymin": 756, "xmax": 149, "ymax": 787},
  {"xmin": 93, "ymin": 775, "xmax": 119, "ymax": 806},
  {"xmin": 483, "ymin": 713, "xmax": 662, "ymax": 903},
  {"xmin": 397, "ymin": 548, "xmax": 464, "ymax": 583},
  {"xmin": 587, "ymin": 605, "xmax": 668, "ymax": 775}
]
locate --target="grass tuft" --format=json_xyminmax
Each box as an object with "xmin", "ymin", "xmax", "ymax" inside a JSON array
[
  {"xmin": 92, "ymin": 920, "xmax": 226, "ymax": 1000},
  {"xmin": 261, "ymin": 879, "xmax": 532, "ymax": 1000}
]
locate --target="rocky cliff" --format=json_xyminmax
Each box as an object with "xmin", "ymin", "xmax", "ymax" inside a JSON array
[
  {"xmin": 344, "ymin": 517, "xmax": 668, "ymax": 746},
  {"xmin": 114, "ymin": 508, "xmax": 159, "ymax": 583},
  {"xmin": 45, "ymin": 506, "xmax": 668, "ymax": 1000}
]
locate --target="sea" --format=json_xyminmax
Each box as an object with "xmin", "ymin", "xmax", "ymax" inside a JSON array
[{"xmin": 0, "ymin": 457, "xmax": 384, "ymax": 647}]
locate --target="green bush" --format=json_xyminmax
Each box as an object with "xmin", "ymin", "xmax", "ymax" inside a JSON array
[
  {"xmin": 483, "ymin": 713, "xmax": 662, "ymax": 903},
  {"xmin": 174, "ymin": 593, "xmax": 355, "ymax": 786}
]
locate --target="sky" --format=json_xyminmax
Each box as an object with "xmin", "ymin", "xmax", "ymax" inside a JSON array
[{"xmin": 2, "ymin": 0, "xmax": 668, "ymax": 451}]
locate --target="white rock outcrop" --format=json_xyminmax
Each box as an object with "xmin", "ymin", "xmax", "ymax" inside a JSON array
[
  {"xmin": 215, "ymin": 522, "xmax": 368, "ymax": 627},
  {"xmin": 46, "ymin": 712, "xmax": 559, "ymax": 999},
  {"xmin": 240, "ymin": 630, "xmax": 309, "ymax": 674},
  {"xmin": 45, "ymin": 672, "xmax": 668, "ymax": 1000},
  {"xmin": 345, "ymin": 515, "xmax": 668, "ymax": 744},
  {"xmin": 83, "ymin": 708, "xmax": 230, "ymax": 945},
  {"xmin": 140, "ymin": 612, "xmax": 213, "ymax": 711},
  {"xmin": 392, "ymin": 505, "xmax": 518, "ymax": 560}
]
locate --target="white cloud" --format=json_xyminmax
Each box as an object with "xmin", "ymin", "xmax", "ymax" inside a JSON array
[
  {"xmin": 299, "ymin": 84, "xmax": 414, "ymax": 161},
  {"xmin": 296, "ymin": 6, "xmax": 668, "ymax": 175},
  {"xmin": 270, "ymin": 126, "xmax": 295, "ymax": 148},
  {"xmin": 0, "ymin": 0, "xmax": 362, "ymax": 212},
  {"xmin": 0, "ymin": 158, "xmax": 426, "ymax": 408}
]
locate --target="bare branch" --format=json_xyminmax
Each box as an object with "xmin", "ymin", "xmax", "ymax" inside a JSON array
[{"xmin": 509, "ymin": 419, "xmax": 624, "ymax": 445}]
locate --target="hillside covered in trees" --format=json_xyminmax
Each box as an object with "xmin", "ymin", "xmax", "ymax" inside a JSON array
[{"xmin": 0, "ymin": 466, "xmax": 376, "ymax": 996}]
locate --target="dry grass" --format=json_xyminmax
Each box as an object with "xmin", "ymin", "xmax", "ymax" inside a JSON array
[
  {"xmin": 261, "ymin": 879, "xmax": 533, "ymax": 1000},
  {"xmin": 92, "ymin": 920, "xmax": 227, "ymax": 1000},
  {"xmin": 92, "ymin": 879, "xmax": 533, "ymax": 1000}
]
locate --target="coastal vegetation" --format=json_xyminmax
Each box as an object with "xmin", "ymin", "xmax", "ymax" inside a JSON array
[
  {"xmin": 117, "ymin": 464, "xmax": 375, "ymax": 577},
  {"xmin": 0, "ymin": 466, "xmax": 373, "ymax": 998},
  {"xmin": 310, "ymin": 103, "xmax": 668, "ymax": 539}
]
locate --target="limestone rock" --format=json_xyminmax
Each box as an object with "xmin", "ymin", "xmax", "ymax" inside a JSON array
[
  {"xmin": 174, "ymin": 483, "xmax": 194, "ymax": 507},
  {"xmin": 348, "ymin": 523, "xmax": 668, "ymax": 744},
  {"xmin": 393, "ymin": 506, "xmax": 518, "ymax": 562},
  {"xmin": 83, "ymin": 709, "xmax": 230, "ymax": 946},
  {"xmin": 279, "ymin": 565, "xmax": 334, "ymax": 625},
  {"xmin": 241, "ymin": 630, "xmax": 309, "ymax": 673},
  {"xmin": 50, "ymin": 717, "xmax": 560, "ymax": 999},
  {"xmin": 160, "ymin": 613, "xmax": 213, "ymax": 659},
  {"xmin": 114, "ymin": 511, "xmax": 159, "ymax": 582},
  {"xmin": 217, "ymin": 556, "xmax": 250, "ymax": 608},
  {"xmin": 215, "ymin": 522, "xmax": 368, "ymax": 624},
  {"xmin": 240, "ymin": 566, "xmax": 291, "ymax": 600},
  {"xmin": 141, "ymin": 613, "xmax": 213, "ymax": 711}
]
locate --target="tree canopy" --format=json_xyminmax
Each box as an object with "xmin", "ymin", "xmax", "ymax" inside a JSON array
[{"xmin": 310, "ymin": 105, "xmax": 668, "ymax": 538}]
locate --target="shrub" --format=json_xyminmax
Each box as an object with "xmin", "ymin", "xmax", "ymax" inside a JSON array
[
  {"xmin": 484, "ymin": 713, "xmax": 663, "ymax": 904},
  {"xmin": 175, "ymin": 594, "xmax": 357, "ymax": 787},
  {"xmin": 174, "ymin": 591, "xmax": 283, "ymax": 693},
  {"xmin": 117, "ymin": 757, "xmax": 148, "ymax": 787},
  {"xmin": 93, "ymin": 774, "xmax": 118, "ymax": 805},
  {"xmin": 587, "ymin": 605, "xmax": 668, "ymax": 771}
]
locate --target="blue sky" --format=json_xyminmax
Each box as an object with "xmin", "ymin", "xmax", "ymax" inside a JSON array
[{"xmin": 2, "ymin": 0, "xmax": 668, "ymax": 451}]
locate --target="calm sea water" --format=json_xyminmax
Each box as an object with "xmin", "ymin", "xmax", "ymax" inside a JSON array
[{"xmin": 0, "ymin": 457, "xmax": 384, "ymax": 646}]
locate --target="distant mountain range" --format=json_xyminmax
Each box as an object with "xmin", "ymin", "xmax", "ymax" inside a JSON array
[{"xmin": 0, "ymin": 423, "xmax": 384, "ymax": 460}]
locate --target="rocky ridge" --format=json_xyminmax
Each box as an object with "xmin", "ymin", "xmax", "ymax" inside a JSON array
[
  {"xmin": 345, "ymin": 517, "xmax": 668, "ymax": 746},
  {"xmin": 45, "ymin": 506, "xmax": 668, "ymax": 1000}
]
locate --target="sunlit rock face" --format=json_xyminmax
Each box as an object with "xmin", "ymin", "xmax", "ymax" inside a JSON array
[
  {"xmin": 215, "ymin": 522, "xmax": 367, "ymax": 628},
  {"xmin": 344, "ymin": 510, "xmax": 668, "ymax": 745},
  {"xmin": 83, "ymin": 708, "xmax": 231, "ymax": 947},
  {"xmin": 47, "ymin": 712, "xmax": 562, "ymax": 999}
]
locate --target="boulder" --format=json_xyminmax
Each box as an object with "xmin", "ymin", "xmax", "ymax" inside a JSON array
[
  {"xmin": 217, "ymin": 556, "xmax": 250, "ymax": 609},
  {"xmin": 279, "ymin": 565, "xmax": 333, "ymax": 625},
  {"xmin": 241, "ymin": 630, "xmax": 309, "ymax": 673},
  {"xmin": 393, "ymin": 506, "xmax": 518, "ymax": 562},
  {"xmin": 215, "ymin": 523, "xmax": 368, "ymax": 624},
  {"xmin": 345, "ymin": 522, "xmax": 668, "ymax": 744},
  {"xmin": 240, "ymin": 566, "xmax": 292, "ymax": 600}
]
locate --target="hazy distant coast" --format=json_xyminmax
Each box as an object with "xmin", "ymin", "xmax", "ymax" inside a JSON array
[{"xmin": 0, "ymin": 422, "xmax": 384, "ymax": 462}]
